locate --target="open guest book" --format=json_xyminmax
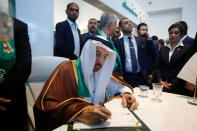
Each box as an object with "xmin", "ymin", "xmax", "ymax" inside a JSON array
[{"xmin": 68, "ymin": 98, "xmax": 150, "ymax": 131}]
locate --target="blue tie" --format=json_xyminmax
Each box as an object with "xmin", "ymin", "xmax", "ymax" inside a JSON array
[{"xmin": 128, "ymin": 37, "xmax": 138, "ymax": 72}]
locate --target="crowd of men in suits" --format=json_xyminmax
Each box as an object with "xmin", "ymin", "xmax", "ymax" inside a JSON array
[{"xmin": 54, "ymin": 2, "xmax": 196, "ymax": 96}]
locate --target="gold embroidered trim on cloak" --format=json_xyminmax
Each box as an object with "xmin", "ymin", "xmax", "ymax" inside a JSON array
[
  {"xmin": 68, "ymin": 106, "xmax": 92, "ymax": 122},
  {"xmin": 111, "ymin": 75, "xmax": 133, "ymax": 92},
  {"xmin": 55, "ymin": 97, "xmax": 90, "ymax": 108},
  {"xmin": 41, "ymin": 60, "xmax": 69, "ymax": 110},
  {"xmin": 71, "ymin": 60, "xmax": 78, "ymax": 86}
]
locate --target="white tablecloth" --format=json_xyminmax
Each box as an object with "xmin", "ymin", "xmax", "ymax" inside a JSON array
[
  {"xmin": 54, "ymin": 88, "xmax": 197, "ymax": 131},
  {"xmin": 133, "ymin": 88, "xmax": 197, "ymax": 131}
]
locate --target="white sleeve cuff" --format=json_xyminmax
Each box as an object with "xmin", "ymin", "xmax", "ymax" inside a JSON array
[{"xmin": 119, "ymin": 86, "xmax": 133, "ymax": 96}]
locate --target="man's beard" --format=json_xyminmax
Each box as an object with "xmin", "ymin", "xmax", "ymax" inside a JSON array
[
  {"xmin": 93, "ymin": 63, "xmax": 102, "ymax": 72},
  {"xmin": 141, "ymin": 33, "xmax": 148, "ymax": 38},
  {"xmin": 123, "ymin": 29, "xmax": 132, "ymax": 34},
  {"xmin": 68, "ymin": 16, "xmax": 77, "ymax": 22},
  {"xmin": 90, "ymin": 26, "xmax": 97, "ymax": 33}
]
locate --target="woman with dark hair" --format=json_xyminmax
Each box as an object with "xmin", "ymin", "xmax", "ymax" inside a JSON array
[{"xmin": 154, "ymin": 23, "xmax": 195, "ymax": 96}]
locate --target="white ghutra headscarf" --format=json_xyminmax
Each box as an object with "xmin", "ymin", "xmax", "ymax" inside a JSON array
[{"xmin": 79, "ymin": 36, "xmax": 116, "ymax": 104}]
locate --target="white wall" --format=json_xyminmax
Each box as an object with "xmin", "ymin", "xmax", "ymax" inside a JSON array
[
  {"xmin": 54, "ymin": 0, "xmax": 147, "ymax": 33},
  {"xmin": 54, "ymin": 0, "xmax": 104, "ymax": 33},
  {"xmin": 148, "ymin": 9, "xmax": 182, "ymax": 40},
  {"xmin": 100, "ymin": 0, "xmax": 148, "ymax": 26},
  {"xmin": 15, "ymin": 0, "xmax": 54, "ymax": 56},
  {"xmin": 137, "ymin": 0, "xmax": 197, "ymax": 39}
]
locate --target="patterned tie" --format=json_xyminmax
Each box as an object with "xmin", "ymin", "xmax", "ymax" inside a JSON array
[{"xmin": 128, "ymin": 37, "xmax": 138, "ymax": 72}]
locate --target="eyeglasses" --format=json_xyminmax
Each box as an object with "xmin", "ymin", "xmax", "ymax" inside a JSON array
[{"xmin": 96, "ymin": 53, "xmax": 108, "ymax": 60}]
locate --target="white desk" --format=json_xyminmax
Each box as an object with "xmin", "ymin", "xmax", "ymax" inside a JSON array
[
  {"xmin": 54, "ymin": 88, "xmax": 197, "ymax": 131},
  {"xmin": 133, "ymin": 88, "xmax": 197, "ymax": 131}
]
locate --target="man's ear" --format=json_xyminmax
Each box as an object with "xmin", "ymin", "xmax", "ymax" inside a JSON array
[
  {"xmin": 108, "ymin": 22, "xmax": 113, "ymax": 29},
  {"xmin": 65, "ymin": 10, "xmax": 68, "ymax": 15}
]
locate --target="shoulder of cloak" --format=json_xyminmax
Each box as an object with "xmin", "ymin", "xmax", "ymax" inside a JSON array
[{"xmin": 111, "ymin": 73, "xmax": 133, "ymax": 91}]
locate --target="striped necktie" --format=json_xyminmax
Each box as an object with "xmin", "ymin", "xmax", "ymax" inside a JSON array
[{"xmin": 128, "ymin": 37, "xmax": 138, "ymax": 72}]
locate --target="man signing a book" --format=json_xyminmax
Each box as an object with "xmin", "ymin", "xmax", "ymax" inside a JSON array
[{"xmin": 34, "ymin": 36, "xmax": 139, "ymax": 131}]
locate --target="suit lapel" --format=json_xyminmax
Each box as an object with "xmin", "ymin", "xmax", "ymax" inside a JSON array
[
  {"xmin": 117, "ymin": 38, "xmax": 125, "ymax": 71},
  {"xmin": 161, "ymin": 47, "xmax": 170, "ymax": 65},
  {"xmin": 170, "ymin": 44, "xmax": 190, "ymax": 64},
  {"xmin": 120, "ymin": 38, "xmax": 126, "ymax": 62}
]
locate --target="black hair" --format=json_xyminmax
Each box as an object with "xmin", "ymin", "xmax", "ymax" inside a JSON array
[
  {"xmin": 151, "ymin": 35, "xmax": 158, "ymax": 41},
  {"xmin": 119, "ymin": 17, "xmax": 128, "ymax": 27},
  {"xmin": 158, "ymin": 39, "xmax": 164, "ymax": 46},
  {"xmin": 168, "ymin": 23, "xmax": 185, "ymax": 36},
  {"xmin": 66, "ymin": 2, "xmax": 78, "ymax": 10},
  {"xmin": 177, "ymin": 21, "xmax": 188, "ymax": 35},
  {"xmin": 137, "ymin": 23, "xmax": 147, "ymax": 31}
]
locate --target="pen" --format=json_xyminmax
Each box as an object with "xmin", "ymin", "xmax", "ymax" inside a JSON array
[{"xmin": 135, "ymin": 119, "xmax": 141, "ymax": 127}]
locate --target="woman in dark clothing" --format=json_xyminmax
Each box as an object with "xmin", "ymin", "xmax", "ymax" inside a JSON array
[{"xmin": 154, "ymin": 23, "xmax": 195, "ymax": 96}]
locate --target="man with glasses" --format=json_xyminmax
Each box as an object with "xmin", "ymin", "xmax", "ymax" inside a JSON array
[{"xmin": 34, "ymin": 36, "xmax": 138, "ymax": 131}]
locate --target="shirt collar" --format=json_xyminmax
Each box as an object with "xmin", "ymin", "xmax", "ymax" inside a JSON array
[
  {"xmin": 67, "ymin": 18, "xmax": 78, "ymax": 28},
  {"xmin": 89, "ymin": 32, "xmax": 93, "ymax": 35},
  {"xmin": 101, "ymin": 30, "xmax": 107, "ymax": 38},
  {"xmin": 167, "ymin": 42, "xmax": 184, "ymax": 50},
  {"xmin": 123, "ymin": 35, "xmax": 134, "ymax": 40}
]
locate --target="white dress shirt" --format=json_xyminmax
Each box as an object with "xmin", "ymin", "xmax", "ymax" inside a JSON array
[
  {"xmin": 123, "ymin": 35, "xmax": 140, "ymax": 72},
  {"xmin": 67, "ymin": 19, "xmax": 80, "ymax": 57},
  {"xmin": 167, "ymin": 41, "xmax": 184, "ymax": 62},
  {"xmin": 86, "ymin": 72, "xmax": 132, "ymax": 103}
]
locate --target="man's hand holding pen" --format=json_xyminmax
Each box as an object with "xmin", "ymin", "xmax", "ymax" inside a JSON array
[{"xmin": 75, "ymin": 104, "xmax": 111, "ymax": 125}]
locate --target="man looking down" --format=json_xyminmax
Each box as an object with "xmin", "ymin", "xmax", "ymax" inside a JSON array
[{"xmin": 34, "ymin": 36, "xmax": 138, "ymax": 131}]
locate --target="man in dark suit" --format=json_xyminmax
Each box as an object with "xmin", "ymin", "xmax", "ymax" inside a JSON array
[
  {"xmin": 116, "ymin": 18, "xmax": 152, "ymax": 87},
  {"xmin": 0, "ymin": 15, "xmax": 32, "ymax": 130},
  {"xmin": 137, "ymin": 23, "xmax": 158, "ymax": 83},
  {"xmin": 81, "ymin": 18, "xmax": 98, "ymax": 45},
  {"xmin": 176, "ymin": 21, "xmax": 194, "ymax": 45},
  {"xmin": 137, "ymin": 23, "xmax": 157, "ymax": 62},
  {"xmin": 54, "ymin": 2, "xmax": 81, "ymax": 60}
]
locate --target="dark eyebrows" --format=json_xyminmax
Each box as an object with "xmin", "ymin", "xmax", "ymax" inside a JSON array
[{"xmin": 69, "ymin": 7, "xmax": 79, "ymax": 12}]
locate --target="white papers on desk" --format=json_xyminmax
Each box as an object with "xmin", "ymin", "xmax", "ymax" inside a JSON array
[
  {"xmin": 177, "ymin": 52, "xmax": 197, "ymax": 85},
  {"xmin": 53, "ymin": 124, "xmax": 68, "ymax": 131},
  {"xmin": 73, "ymin": 98, "xmax": 141, "ymax": 130}
]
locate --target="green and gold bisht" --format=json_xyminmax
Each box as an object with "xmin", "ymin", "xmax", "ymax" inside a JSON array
[{"xmin": 0, "ymin": 12, "xmax": 16, "ymax": 83}]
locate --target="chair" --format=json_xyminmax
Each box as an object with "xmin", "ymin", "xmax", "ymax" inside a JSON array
[{"xmin": 26, "ymin": 56, "xmax": 69, "ymax": 131}]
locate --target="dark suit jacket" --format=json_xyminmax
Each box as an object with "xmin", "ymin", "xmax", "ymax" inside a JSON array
[
  {"xmin": 183, "ymin": 35, "xmax": 194, "ymax": 45},
  {"xmin": 81, "ymin": 32, "xmax": 89, "ymax": 46},
  {"xmin": 54, "ymin": 20, "xmax": 81, "ymax": 60},
  {"xmin": 81, "ymin": 32, "xmax": 99, "ymax": 50},
  {"xmin": 142, "ymin": 39, "xmax": 157, "ymax": 65},
  {"xmin": 0, "ymin": 18, "xmax": 32, "ymax": 130},
  {"xmin": 116, "ymin": 36, "xmax": 152, "ymax": 87},
  {"xmin": 154, "ymin": 41, "xmax": 194, "ymax": 96}
]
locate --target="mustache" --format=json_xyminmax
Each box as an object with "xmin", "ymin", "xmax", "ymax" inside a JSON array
[
  {"xmin": 90, "ymin": 26, "xmax": 96, "ymax": 30},
  {"xmin": 95, "ymin": 63, "xmax": 102, "ymax": 67},
  {"xmin": 141, "ymin": 33, "xmax": 148, "ymax": 37}
]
